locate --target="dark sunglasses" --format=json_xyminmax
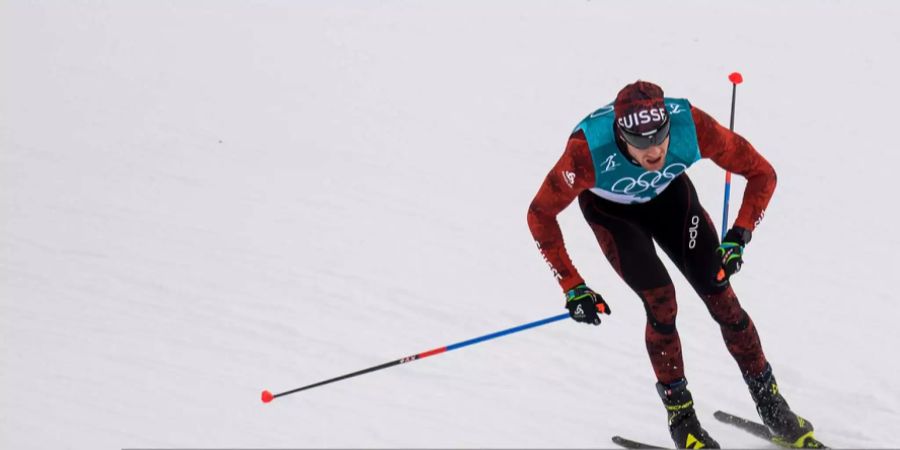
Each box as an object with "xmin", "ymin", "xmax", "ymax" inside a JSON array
[{"xmin": 619, "ymin": 116, "xmax": 671, "ymax": 150}]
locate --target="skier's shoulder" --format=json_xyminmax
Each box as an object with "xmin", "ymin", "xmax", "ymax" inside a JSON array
[
  {"xmin": 570, "ymin": 102, "xmax": 616, "ymax": 152},
  {"xmin": 563, "ymin": 128, "xmax": 594, "ymax": 170},
  {"xmin": 684, "ymin": 102, "xmax": 718, "ymax": 128},
  {"xmin": 568, "ymin": 128, "xmax": 588, "ymax": 146}
]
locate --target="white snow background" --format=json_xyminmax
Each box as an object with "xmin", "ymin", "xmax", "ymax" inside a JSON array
[{"xmin": 2, "ymin": 1, "xmax": 899, "ymax": 448}]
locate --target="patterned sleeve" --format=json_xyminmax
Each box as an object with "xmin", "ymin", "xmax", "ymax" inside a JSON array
[
  {"xmin": 527, "ymin": 130, "xmax": 596, "ymax": 291},
  {"xmin": 692, "ymin": 106, "xmax": 777, "ymax": 232}
]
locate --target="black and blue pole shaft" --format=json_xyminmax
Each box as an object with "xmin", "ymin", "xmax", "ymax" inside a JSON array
[
  {"xmin": 720, "ymin": 71, "xmax": 744, "ymax": 240},
  {"xmin": 261, "ymin": 313, "xmax": 570, "ymax": 403}
]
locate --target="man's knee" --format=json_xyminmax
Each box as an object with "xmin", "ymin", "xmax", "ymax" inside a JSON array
[
  {"xmin": 640, "ymin": 284, "xmax": 678, "ymax": 335},
  {"xmin": 703, "ymin": 287, "xmax": 750, "ymax": 331}
]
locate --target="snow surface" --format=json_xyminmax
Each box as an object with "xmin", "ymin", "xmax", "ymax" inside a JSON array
[{"xmin": 2, "ymin": 1, "xmax": 899, "ymax": 448}]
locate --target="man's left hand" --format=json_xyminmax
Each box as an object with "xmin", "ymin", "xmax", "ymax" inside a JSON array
[{"xmin": 716, "ymin": 227, "xmax": 751, "ymax": 285}]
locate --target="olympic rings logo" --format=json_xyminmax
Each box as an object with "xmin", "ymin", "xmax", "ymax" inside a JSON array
[{"xmin": 609, "ymin": 163, "xmax": 687, "ymax": 195}]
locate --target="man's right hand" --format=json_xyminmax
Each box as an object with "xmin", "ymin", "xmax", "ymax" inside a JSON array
[{"xmin": 565, "ymin": 284, "xmax": 611, "ymax": 325}]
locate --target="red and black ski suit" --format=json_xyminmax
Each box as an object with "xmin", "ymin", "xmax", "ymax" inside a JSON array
[{"xmin": 527, "ymin": 106, "xmax": 776, "ymax": 384}]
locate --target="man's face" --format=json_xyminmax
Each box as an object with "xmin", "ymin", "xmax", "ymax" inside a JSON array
[{"xmin": 624, "ymin": 136, "xmax": 670, "ymax": 171}]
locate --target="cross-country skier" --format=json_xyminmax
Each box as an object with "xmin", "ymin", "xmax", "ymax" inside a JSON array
[{"xmin": 527, "ymin": 81, "xmax": 817, "ymax": 449}]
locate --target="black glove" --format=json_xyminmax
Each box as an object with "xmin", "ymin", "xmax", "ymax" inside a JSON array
[
  {"xmin": 716, "ymin": 227, "xmax": 752, "ymax": 285},
  {"xmin": 565, "ymin": 284, "xmax": 611, "ymax": 325}
]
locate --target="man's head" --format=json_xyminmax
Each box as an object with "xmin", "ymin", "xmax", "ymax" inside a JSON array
[{"xmin": 614, "ymin": 80, "xmax": 671, "ymax": 171}]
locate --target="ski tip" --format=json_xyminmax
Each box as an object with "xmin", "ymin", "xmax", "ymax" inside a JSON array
[
  {"xmin": 611, "ymin": 435, "xmax": 668, "ymax": 449},
  {"xmin": 261, "ymin": 389, "xmax": 274, "ymax": 403},
  {"xmin": 729, "ymin": 72, "xmax": 744, "ymax": 85},
  {"xmin": 713, "ymin": 410, "xmax": 749, "ymax": 425}
]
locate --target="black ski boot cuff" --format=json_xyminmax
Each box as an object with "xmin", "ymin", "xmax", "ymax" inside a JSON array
[
  {"xmin": 744, "ymin": 363, "xmax": 777, "ymax": 404},
  {"xmin": 657, "ymin": 379, "xmax": 691, "ymax": 405}
]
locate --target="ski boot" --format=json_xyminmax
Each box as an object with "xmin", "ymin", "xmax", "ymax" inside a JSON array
[
  {"xmin": 745, "ymin": 364, "xmax": 818, "ymax": 448},
  {"xmin": 657, "ymin": 379, "xmax": 720, "ymax": 449}
]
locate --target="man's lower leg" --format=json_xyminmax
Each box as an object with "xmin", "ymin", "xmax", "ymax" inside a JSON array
[
  {"xmin": 657, "ymin": 379, "xmax": 719, "ymax": 449},
  {"xmin": 745, "ymin": 364, "xmax": 815, "ymax": 445}
]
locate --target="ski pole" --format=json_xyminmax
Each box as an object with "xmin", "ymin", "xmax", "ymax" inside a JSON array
[
  {"xmin": 721, "ymin": 71, "xmax": 743, "ymax": 239},
  {"xmin": 261, "ymin": 312, "xmax": 571, "ymax": 403}
]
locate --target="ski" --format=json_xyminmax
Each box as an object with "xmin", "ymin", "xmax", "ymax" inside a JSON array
[
  {"xmin": 713, "ymin": 410, "xmax": 827, "ymax": 449},
  {"xmin": 611, "ymin": 435, "xmax": 669, "ymax": 449}
]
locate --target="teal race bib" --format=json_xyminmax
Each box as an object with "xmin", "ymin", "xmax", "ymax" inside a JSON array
[{"xmin": 573, "ymin": 98, "xmax": 701, "ymax": 204}]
